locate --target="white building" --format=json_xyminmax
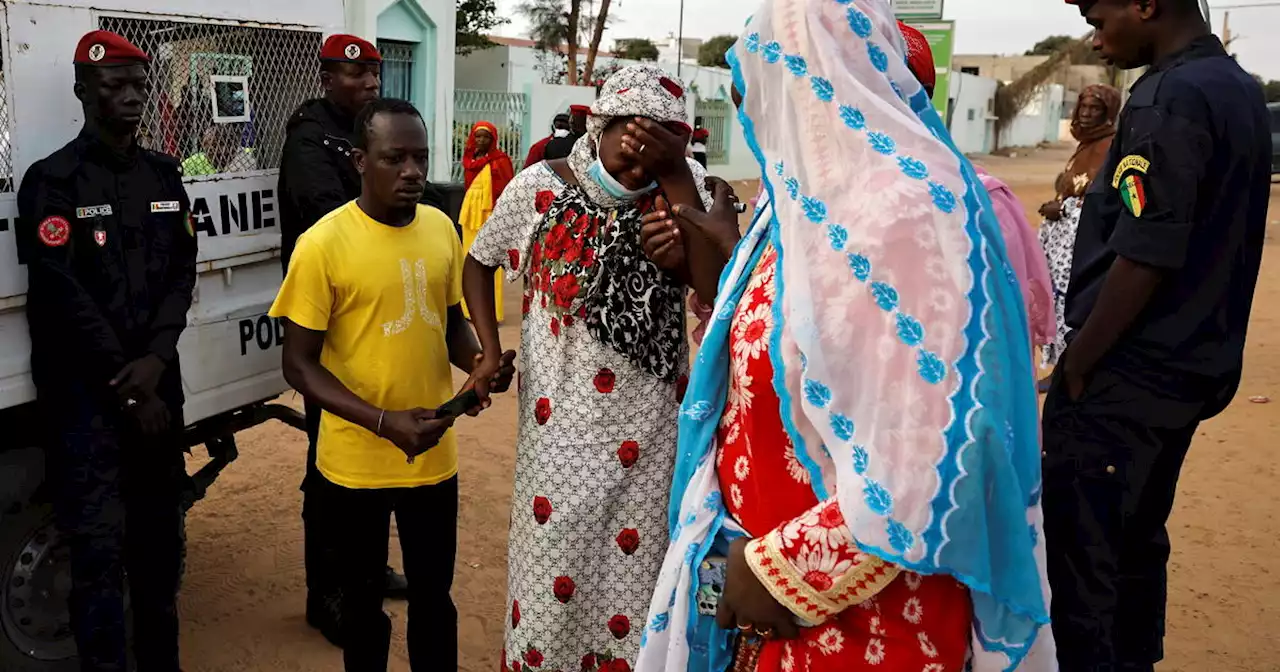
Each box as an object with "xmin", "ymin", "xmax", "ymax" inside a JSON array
[{"xmin": 454, "ymin": 37, "xmax": 757, "ymax": 180}]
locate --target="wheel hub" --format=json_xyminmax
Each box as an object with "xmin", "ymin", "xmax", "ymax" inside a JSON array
[{"xmin": 2, "ymin": 521, "xmax": 76, "ymax": 661}]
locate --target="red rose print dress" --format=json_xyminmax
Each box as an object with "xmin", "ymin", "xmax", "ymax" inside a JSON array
[
  {"xmin": 470, "ymin": 161, "xmax": 713, "ymax": 672},
  {"xmin": 719, "ymin": 245, "xmax": 974, "ymax": 671}
]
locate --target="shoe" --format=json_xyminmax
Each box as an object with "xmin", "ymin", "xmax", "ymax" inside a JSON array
[
  {"xmin": 384, "ymin": 566, "xmax": 409, "ymax": 600},
  {"xmin": 306, "ymin": 591, "xmax": 346, "ymax": 648}
]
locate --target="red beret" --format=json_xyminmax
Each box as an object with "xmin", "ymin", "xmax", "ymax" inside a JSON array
[
  {"xmin": 74, "ymin": 30, "xmax": 150, "ymax": 66},
  {"xmin": 321, "ymin": 34, "xmax": 381, "ymax": 64},
  {"xmin": 569, "ymin": 105, "xmax": 591, "ymax": 115}
]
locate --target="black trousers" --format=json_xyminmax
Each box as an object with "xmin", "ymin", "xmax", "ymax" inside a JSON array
[
  {"xmin": 47, "ymin": 384, "xmax": 186, "ymax": 672},
  {"xmin": 301, "ymin": 399, "xmax": 336, "ymax": 599},
  {"xmin": 315, "ymin": 475, "xmax": 458, "ymax": 671},
  {"xmin": 1041, "ymin": 365, "xmax": 1205, "ymax": 672}
]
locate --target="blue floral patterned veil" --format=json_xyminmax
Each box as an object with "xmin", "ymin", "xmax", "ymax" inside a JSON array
[{"xmin": 637, "ymin": 1, "xmax": 1056, "ymax": 671}]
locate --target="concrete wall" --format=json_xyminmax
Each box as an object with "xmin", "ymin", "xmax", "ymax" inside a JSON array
[
  {"xmin": 999, "ymin": 84, "xmax": 1066, "ymax": 149},
  {"xmin": 457, "ymin": 45, "xmax": 514, "ymax": 92},
  {"xmin": 523, "ymin": 83, "xmax": 596, "ymax": 160},
  {"xmin": 947, "ymin": 71, "xmax": 998, "ymax": 155}
]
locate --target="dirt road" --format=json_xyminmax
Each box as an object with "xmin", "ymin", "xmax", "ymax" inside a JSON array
[{"xmin": 176, "ymin": 147, "xmax": 1280, "ymax": 671}]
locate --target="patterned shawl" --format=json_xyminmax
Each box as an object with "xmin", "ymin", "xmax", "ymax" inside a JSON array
[{"xmin": 637, "ymin": 1, "xmax": 1054, "ymax": 671}]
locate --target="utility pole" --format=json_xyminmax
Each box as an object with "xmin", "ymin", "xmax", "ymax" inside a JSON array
[
  {"xmin": 677, "ymin": 0, "xmax": 685, "ymax": 78},
  {"xmin": 1223, "ymin": 10, "xmax": 1234, "ymax": 52}
]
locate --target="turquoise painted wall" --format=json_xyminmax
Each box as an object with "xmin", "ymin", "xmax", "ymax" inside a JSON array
[{"xmin": 377, "ymin": 1, "xmax": 438, "ymax": 162}]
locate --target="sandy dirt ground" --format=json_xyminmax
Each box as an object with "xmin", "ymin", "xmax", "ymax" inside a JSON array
[{"xmin": 175, "ymin": 147, "xmax": 1280, "ymax": 671}]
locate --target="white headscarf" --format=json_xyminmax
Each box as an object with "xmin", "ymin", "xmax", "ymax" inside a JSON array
[{"xmin": 638, "ymin": 0, "xmax": 1056, "ymax": 670}]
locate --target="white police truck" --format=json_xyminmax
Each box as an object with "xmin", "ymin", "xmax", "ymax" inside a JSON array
[{"xmin": 0, "ymin": 1, "xmax": 349, "ymax": 668}]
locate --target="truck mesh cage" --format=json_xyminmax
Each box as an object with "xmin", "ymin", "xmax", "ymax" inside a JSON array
[{"xmin": 99, "ymin": 16, "xmax": 324, "ymax": 177}]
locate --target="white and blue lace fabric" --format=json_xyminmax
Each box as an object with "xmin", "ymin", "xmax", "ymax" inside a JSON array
[{"xmin": 636, "ymin": 1, "xmax": 1056, "ymax": 671}]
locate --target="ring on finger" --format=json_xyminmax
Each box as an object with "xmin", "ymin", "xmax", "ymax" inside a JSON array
[
  {"xmin": 756, "ymin": 627, "xmax": 775, "ymax": 640},
  {"xmin": 737, "ymin": 622, "xmax": 755, "ymax": 633}
]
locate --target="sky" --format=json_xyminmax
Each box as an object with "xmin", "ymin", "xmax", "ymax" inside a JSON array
[{"xmin": 492, "ymin": 0, "xmax": 1280, "ymax": 81}]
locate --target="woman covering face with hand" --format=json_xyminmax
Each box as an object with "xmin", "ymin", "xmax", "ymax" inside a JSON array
[{"xmin": 462, "ymin": 64, "xmax": 716, "ymax": 672}]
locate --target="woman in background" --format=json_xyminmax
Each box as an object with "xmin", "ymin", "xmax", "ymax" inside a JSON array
[
  {"xmin": 1036, "ymin": 84, "xmax": 1120, "ymax": 381},
  {"xmin": 460, "ymin": 121, "xmax": 515, "ymax": 320}
]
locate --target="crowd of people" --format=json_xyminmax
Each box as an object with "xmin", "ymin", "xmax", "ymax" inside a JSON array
[{"xmin": 19, "ymin": 0, "xmax": 1270, "ymax": 671}]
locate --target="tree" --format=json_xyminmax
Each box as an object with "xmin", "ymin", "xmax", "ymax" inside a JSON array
[
  {"xmin": 517, "ymin": 0, "xmax": 614, "ymax": 86},
  {"xmin": 1263, "ymin": 79, "xmax": 1280, "ymax": 103},
  {"xmin": 616, "ymin": 38, "xmax": 659, "ymax": 61},
  {"xmin": 1026, "ymin": 35, "xmax": 1075, "ymax": 56},
  {"xmin": 1026, "ymin": 34, "xmax": 1102, "ymax": 65},
  {"xmin": 698, "ymin": 35, "xmax": 737, "ymax": 68},
  {"xmin": 456, "ymin": 0, "xmax": 509, "ymax": 55}
]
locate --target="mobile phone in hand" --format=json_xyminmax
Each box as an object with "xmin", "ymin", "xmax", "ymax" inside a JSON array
[{"xmin": 436, "ymin": 389, "xmax": 481, "ymax": 419}]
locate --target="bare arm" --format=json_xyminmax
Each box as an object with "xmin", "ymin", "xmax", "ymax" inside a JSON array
[
  {"xmin": 446, "ymin": 303, "xmax": 482, "ymax": 374},
  {"xmin": 281, "ymin": 320, "xmax": 383, "ymax": 433},
  {"xmin": 1062, "ymin": 257, "xmax": 1163, "ymax": 394},
  {"xmin": 462, "ymin": 255, "xmax": 503, "ymax": 361}
]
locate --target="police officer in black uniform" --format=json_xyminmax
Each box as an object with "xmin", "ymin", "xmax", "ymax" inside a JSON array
[
  {"xmin": 277, "ymin": 34, "xmax": 414, "ymax": 645},
  {"xmin": 18, "ymin": 30, "xmax": 195, "ymax": 671},
  {"xmin": 1047, "ymin": 2, "xmax": 1269, "ymax": 670}
]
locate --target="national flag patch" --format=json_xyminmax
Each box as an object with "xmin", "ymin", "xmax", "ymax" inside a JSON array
[
  {"xmin": 184, "ymin": 212, "xmax": 195, "ymax": 237},
  {"xmin": 1120, "ymin": 174, "xmax": 1147, "ymax": 218}
]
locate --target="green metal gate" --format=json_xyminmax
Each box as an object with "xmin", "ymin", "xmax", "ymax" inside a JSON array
[
  {"xmin": 452, "ymin": 89, "xmax": 530, "ymax": 182},
  {"xmin": 696, "ymin": 99, "xmax": 732, "ymax": 165}
]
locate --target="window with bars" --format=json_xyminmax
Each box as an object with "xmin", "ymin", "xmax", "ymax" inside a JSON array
[
  {"xmin": 98, "ymin": 16, "xmax": 323, "ymax": 177},
  {"xmin": 378, "ymin": 40, "xmax": 415, "ymax": 102}
]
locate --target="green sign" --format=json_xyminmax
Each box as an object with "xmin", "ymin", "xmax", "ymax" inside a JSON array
[
  {"xmin": 896, "ymin": 0, "xmax": 944, "ymax": 21},
  {"xmin": 906, "ymin": 20, "xmax": 954, "ymax": 121}
]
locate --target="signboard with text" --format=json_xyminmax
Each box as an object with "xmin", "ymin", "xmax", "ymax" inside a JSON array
[
  {"xmin": 895, "ymin": 0, "xmax": 944, "ymax": 21},
  {"xmin": 905, "ymin": 20, "xmax": 955, "ymax": 121}
]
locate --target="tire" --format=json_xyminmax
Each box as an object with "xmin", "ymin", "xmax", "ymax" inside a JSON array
[
  {"xmin": 0, "ymin": 501, "xmax": 78, "ymax": 671},
  {"xmin": 0, "ymin": 501, "xmax": 143, "ymax": 672}
]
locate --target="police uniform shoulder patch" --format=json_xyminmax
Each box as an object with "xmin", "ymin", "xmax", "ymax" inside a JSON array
[
  {"xmin": 1112, "ymin": 154, "xmax": 1151, "ymax": 218},
  {"xmin": 38, "ymin": 216, "xmax": 71, "ymax": 247},
  {"xmin": 185, "ymin": 212, "xmax": 195, "ymax": 237}
]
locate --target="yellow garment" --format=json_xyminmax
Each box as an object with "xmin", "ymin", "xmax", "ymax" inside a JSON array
[
  {"xmin": 269, "ymin": 201, "xmax": 462, "ymax": 489},
  {"xmin": 459, "ymin": 165, "xmax": 503, "ymax": 322}
]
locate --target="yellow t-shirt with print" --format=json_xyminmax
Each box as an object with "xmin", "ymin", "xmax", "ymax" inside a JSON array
[{"xmin": 269, "ymin": 201, "xmax": 462, "ymax": 489}]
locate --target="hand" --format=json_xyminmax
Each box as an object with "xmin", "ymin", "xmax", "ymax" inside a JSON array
[
  {"xmin": 1060, "ymin": 349, "xmax": 1088, "ymax": 401},
  {"xmin": 1039, "ymin": 200, "xmax": 1063, "ymax": 221},
  {"xmin": 716, "ymin": 538, "xmax": 801, "ymax": 641},
  {"xmin": 460, "ymin": 351, "xmax": 518, "ymax": 415},
  {"xmin": 112, "ymin": 354, "xmax": 166, "ymax": 403},
  {"xmin": 129, "ymin": 395, "xmax": 172, "ymax": 437},
  {"xmin": 640, "ymin": 195, "xmax": 686, "ymax": 272},
  {"xmin": 379, "ymin": 408, "xmax": 455, "ymax": 461},
  {"xmin": 620, "ymin": 118, "xmax": 692, "ymax": 180},
  {"xmin": 673, "ymin": 178, "xmax": 742, "ymax": 259}
]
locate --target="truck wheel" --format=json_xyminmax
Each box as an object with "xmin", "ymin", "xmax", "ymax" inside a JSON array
[{"xmin": 0, "ymin": 501, "xmax": 77, "ymax": 671}]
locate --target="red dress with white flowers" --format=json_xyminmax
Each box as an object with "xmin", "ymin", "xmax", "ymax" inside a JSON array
[{"xmin": 718, "ymin": 245, "xmax": 974, "ymax": 671}]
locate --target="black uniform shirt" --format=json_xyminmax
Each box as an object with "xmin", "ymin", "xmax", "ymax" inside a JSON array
[
  {"xmin": 1065, "ymin": 36, "xmax": 1270, "ymax": 397},
  {"xmin": 277, "ymin": 98, "xmax": 362, "ymax": 270},
  {"xmin": 543, "ymin": 131, "xmax": 584, "ymax": 161},
  {"xmin": 18, "ymin": 131, "xmax": 196, "ymax": 399}
]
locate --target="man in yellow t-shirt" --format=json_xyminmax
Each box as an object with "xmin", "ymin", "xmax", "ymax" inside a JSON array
[{"xmin": 270, "ymin": 98, "xmax": 514, "ymax": 671}]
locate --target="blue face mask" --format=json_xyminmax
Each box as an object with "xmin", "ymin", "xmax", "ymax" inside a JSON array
[{"xmin": 587, "ymin": 158, "xmax": 657, "ymax": 201}]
